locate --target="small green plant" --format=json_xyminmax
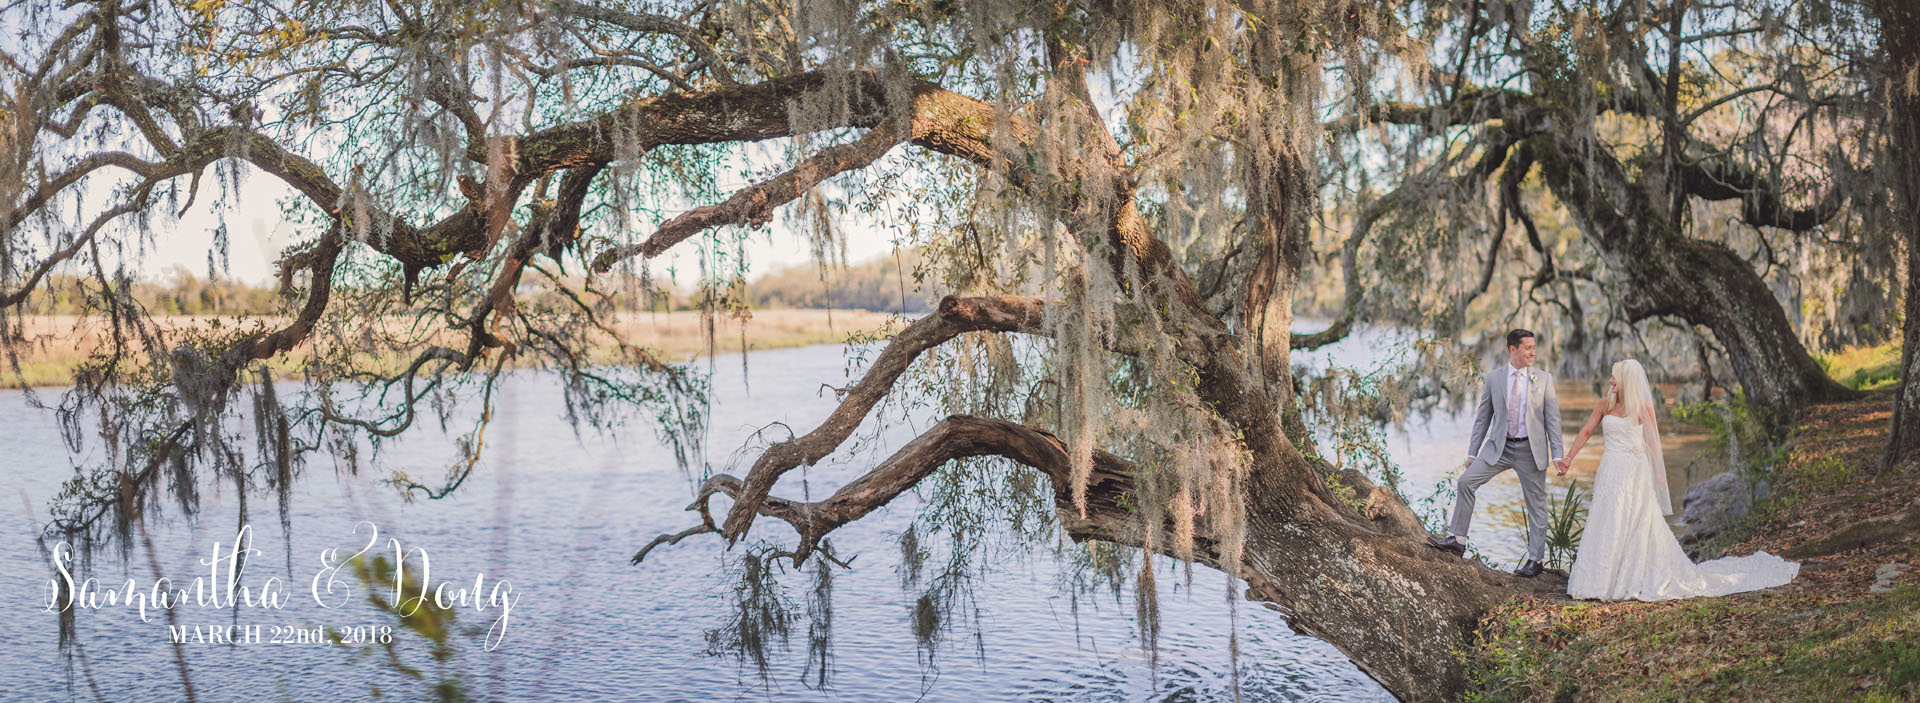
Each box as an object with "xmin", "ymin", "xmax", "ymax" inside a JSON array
[
  {"xmin": 1543, "ymin": 482, "xmax": 1588, "ymax": 572},
  {"xmin": 1459, "ymin": 600, "xmax": 1581, "ymax": 703},
  {"xmin": 1792, "ymin": 454, "xmax": 1856, "ymax": 492},
  {"xmin": 1323, "ymin": 472, "xmax": 1367, "ymax": 514}
]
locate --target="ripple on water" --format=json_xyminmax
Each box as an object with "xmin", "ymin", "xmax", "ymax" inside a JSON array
[{"xmin": 3, "ymin": 341, "xmax": 1517, "ymax": 701}]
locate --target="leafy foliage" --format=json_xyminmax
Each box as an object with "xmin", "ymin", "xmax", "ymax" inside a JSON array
[{"xmin": 1543, "ymin": 482, "xmax": 1588, "ymax": 573}]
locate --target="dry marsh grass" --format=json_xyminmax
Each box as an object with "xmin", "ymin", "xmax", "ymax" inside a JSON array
[{"xmin": 2, "ymin": 309, "xmax": 904, "ymax": 389}]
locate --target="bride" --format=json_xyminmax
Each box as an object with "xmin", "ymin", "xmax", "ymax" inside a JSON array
[{"xmin": 1555, "ymin": 359, "xmax": 1799, "ymax": 601}]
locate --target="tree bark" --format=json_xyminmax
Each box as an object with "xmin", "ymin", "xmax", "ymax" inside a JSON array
[
  {"xmin": 1876, "ymin": 0, "xmax": 1920, "ymax": 468},
  {"xmin": 1229, "ymin": 465, "xmax": 1555, "ymax": 702}
]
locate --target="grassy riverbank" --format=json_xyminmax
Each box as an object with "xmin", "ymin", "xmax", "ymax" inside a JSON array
[
  {"xmin": 1, "ymin": 309, "xmax": 902, "ymax": 389},
  {"xmin": 1465, "ymin": 392, "xmax": 1920, "ymax": 702},
  {"xmin": 1818, "ymin": 341, "xmax": 1906, "ymax": 391}
]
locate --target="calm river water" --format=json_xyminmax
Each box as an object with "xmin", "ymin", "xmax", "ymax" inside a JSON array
[{"xmin": 0, "ymin": 327, "xmax": 1704, "ymax": 701}]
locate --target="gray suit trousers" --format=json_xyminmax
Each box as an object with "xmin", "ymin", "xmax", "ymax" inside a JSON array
[{"xmin": 1448, "ymin": 438, "xmax": 1549, "ymax": 562}]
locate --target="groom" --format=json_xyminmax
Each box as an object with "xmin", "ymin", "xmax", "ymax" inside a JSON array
[{"xmin": 1427, "ymin": 328, "xmax": 1565, "ymax": 577}]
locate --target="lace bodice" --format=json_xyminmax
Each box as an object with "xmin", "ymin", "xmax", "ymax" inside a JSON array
[{"xmin": 1601, "ymin": 414, "xmax": 1646, "ymax": 456}]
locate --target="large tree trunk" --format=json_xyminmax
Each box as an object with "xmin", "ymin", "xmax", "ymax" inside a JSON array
[
  {"xmin": 1228, "ymin": 145, "xmax": 1537, "ymax": 697},
  {"xmin": 1530, "ymin": 132, "xmax": 1858, "ymax": 421},
  {"xmin": 1895, "ymin": 185, "xmax": 1920, "ymax": 468},
  {"xmin": 1878, "ymin": 0, "xmax": 1920, "ymax": 468},
  {"xmin": 1623, "ymin": 236, "xmax": 1856, "ymax": 417},
  {"xmin": 1047, "ymin": 418, "xmax": 1561, "ymax": 703},
  {"xmin": 1236, "ymin": 470, "xmax": 1551, "ymax": 701}
]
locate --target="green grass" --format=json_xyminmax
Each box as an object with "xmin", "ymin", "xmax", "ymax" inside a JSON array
[
  {"xmin": 1817, "ymin": 341, "xmax": 1904, "ymax": 391},
  {"xmin": 1465, "ymin": 585, "xmax": 1920, "ymax": 702}
]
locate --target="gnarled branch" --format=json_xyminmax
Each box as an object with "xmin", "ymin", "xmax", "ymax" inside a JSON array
[
  {"xmin": 653, "ymin": 415, "xmax": 1138, "ymax": 566},
  {"xmin": 716, "ymin": 295, "xmax": 1050, "ymax": 542},
  {"xmin": 1682, "ymin": 158, "xmax": 1847, "ymax": 232}
]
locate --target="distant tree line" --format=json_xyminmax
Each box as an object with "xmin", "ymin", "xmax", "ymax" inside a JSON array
[
  {"xmin": 20, "ymin": 268, "xmax": 283, "ymax": 316},
  {"xmin": 19, "ymin": 255, "xmax": 934, "ymax": 317},
  {"xmin": 744, "ymin": 248, "xmax": 932, "ymax": 314}
]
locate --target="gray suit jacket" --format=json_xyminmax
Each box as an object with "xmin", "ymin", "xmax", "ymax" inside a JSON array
[{"xmin": 1467, "ymin": 365, "xmax": 1565, "ymax": 472}]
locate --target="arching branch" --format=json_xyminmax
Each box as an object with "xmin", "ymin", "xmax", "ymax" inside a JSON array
[
  {"xmin": 1681, "ymin": 158, "xmax": 1848, "ymax": 232},
  {"xmin": 715, "ymin": 295, "xmax": 1051, "ymax": 542},
  {"xmin": 0, "ymin": 182, "xmax": 157, "ymax": 309},
  {"xmin": 648, "ymin": 415, "xmax": 1139, "ymax": 566},
  {"xmin": 1290, "ymin": 198, "xmax": 1375, "ymax": 351},
  {"xmin": 1294, "ymin": 129, "xmax": 1523, "ymax": 350}
]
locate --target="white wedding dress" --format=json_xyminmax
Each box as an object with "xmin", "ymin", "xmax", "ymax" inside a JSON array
[{"xmin": 1567, "ymin": 414, "xmax": 1800, "ymax": 601}]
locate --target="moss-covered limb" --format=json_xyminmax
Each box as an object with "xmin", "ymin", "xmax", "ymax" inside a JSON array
[
  {"xmin": 1320, "ymin": 87, "xmax": 1557, "ymax": 136},
  {"xmin": 1527, "ymin": 128, "xmax": 1859, "ymax": 421},
  {"xmin": 1679, "ymin": 158, "xmax": 1847, "ymax": 233},
  {"xmin": 1236, "ymin": 123, "xmax": 1315, "ymax": 395},
  {"xmin": 0, "ymin": 184, "xmax": 159, "ymax": 309},
  {"xmin": 543, "ymin": 69, "xmax": 1214, "ymax": 340},
  {"xmin": 231, "ymin": 225, "xmax": 345, "ymax": 366},
  {"xmin": 681, "ymin": 291, "xmax": 1538, "ymax": 703},
  {"xmin": 713, "ymin": 295, "xmax": 1054, "ymax": 543},
  {"xmin": 525, "ymin": 71, "xmax": 904, "ymax": 169},
  {"xmin": 589, "ymin": 120, "xmax": 908, "ymax": 270},
  {"xmin": 13, "ymin": 61, "xmax": 492, "ymax": 276},
  {"xmin": 545, "ymin": 0, "xmax": 738, "ymax": 86},
  {"xmin": 681, "ymin": 407, "xmax": 1556, "ymax": 702},
  {"xmin": 675, "ymin": 415, "xmax": 1139, "ymax": 565}
]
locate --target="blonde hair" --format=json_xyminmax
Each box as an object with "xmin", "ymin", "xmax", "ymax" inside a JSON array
[{"xmin": 1609, "ymin": 359, "xmax": 1654, "ymax": 425}]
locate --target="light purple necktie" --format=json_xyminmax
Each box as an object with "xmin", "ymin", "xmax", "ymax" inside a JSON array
[{"xmin": 1507, "ymin": 370, "xmax": 1523, "ymax": 438}]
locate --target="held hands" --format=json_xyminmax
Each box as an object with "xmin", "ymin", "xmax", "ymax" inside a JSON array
[{"xmin": 1553, "ymin": 458, "xmax": 1571, "ymax": 475}]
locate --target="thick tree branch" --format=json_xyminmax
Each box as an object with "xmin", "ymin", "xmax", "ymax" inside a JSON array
[
  {"xmin": 1290, "ymin": 198, "xmax": 1376, "ymax": 351},
  {"xmin": 716, "ymin": 295, "xmax": 1050, "ymax": 542},
  {"xmin": 1294, "ymin": 130, "xmax": 1520, "ymax": 350},
  {"xmin": 1323, "ymin": 88, "xmax": 1549, "ymax": 135},
  {"xmin": 1681, "ymin": 159, "xmax": 1847, "ymax": 232},
  {"xmin": 0, "ymin": 183, "xmax": 156, "ymax": 308},
  {"xmin": 671, "ymin": 415, "xmax": 1137, "ymax": 565}
]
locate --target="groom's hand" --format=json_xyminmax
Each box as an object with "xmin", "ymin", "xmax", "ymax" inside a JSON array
[{"xmin": 1553, "ymin": 458, "xmax": 1570, "ymax": 475}]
